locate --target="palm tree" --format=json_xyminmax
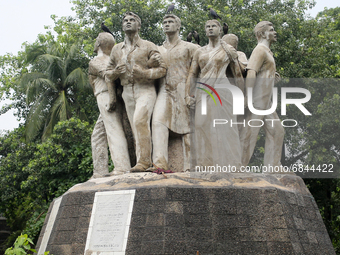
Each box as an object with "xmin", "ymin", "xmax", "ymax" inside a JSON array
[{"xmin": 21, "ymin": 41, "xmax": 90, "ymax": 141}]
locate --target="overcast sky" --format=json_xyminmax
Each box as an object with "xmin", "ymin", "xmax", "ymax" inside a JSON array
[
  {"xmin": 0, "ymin": 0, "xmax": 75, "ymax": 131},
  {"xmin": 0, "ymin": 0, "xmax": 339, "ymax": 131}
]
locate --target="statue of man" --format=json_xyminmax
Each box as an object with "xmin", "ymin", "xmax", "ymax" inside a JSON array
[
  {"xmin": 222, "ymin": 33, "xmax": 248, "ymax": 132},
  {"xmin": 151, "ymin": 14, "xmax": 199, "ymax": 171},
  {"xmin": 89, "ymin": 32, "xmax": 131, "ymax": 178},
  {"xmin": 222, "ymin": 33, "xmax": 248, "ymax": 77},
  {"xmin": 105, "ymin": 12, "xmax": 167, "ymax": 172},
  {"xmin": 239, "ymin": 21, "xmax": 284, "ymax": 167}
]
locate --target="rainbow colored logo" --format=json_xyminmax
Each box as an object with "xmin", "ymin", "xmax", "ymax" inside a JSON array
[{"xmin": 196, "ymin": 82, "xmax": 222, "ymax": 106}]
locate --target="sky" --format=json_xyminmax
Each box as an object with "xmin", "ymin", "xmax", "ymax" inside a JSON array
[
  {"xmin": 0, "ymin": 0, "xmax": 339, "ymax": 131},
  {"xmin": 0, "ymin": 0, "xmax": 75, "ymax": 131}
]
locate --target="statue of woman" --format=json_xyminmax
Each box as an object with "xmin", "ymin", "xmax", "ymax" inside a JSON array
[{"xmin": 185, "ymin": 19, "xmax": 244, "ymax": 169}]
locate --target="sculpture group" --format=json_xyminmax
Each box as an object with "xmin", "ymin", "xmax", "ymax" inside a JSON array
[{"xmin": 89, "ymin": 12, "xmax": 284, "ymax": 177}]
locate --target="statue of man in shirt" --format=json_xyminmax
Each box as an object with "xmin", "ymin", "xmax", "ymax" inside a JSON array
[
  {"xmin": 89, "ymin": 32, "xmax": 131, "ymax": 178},
  {"xmin": 239, "ymin": 21, "xmax": 284, "ymax": 168},
  {"xmin": 151, "ymin": 14, "xmax": 199, "ymax": 171},
  {"xmin": 105, "ymin": 12, "xmax": 166, "ymax": 172}
]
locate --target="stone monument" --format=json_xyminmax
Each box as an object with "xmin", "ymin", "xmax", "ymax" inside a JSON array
[
  {"xmin": 35, "ymin": 18, "xmax": 336, "ymax": 255},
  {"xmin": 105, "ymin": 11, "xmax": 166, "ymax": 173},
  {"xmin": 185, "ymin": 19, "xmax": 244, "ymax": 169},
  {"xmin": 35, "ymin": 173, "xmax": 335, "ymax": 255},
  {"xmin": 152, "ymin": 14, "xmax": 199, "ymax": 172},
  {"xmin": 222, "ymin": 33, "xmax": 248, "ymax": 77},
  {"xmin": 239, "ymin": 21, "xmax": 285, "ymax": 168},
  {"xmin": 89, "ymin": 32, "xmax": 131, "ymax": 178}
]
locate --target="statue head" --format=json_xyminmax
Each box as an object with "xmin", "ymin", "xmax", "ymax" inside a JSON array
[
  {"xmin": 222, "ymin": 33, "xmax": 239, "ymax": 49},
  {"xmin": 205, "ymin": 19, "xmax": 222, "ymax": 38},
  {"xmin": 94, "ymin": 32, "xmax": 115, "ymax": 55},
  {"xmin": 163, "ymin": 14, "xmax": 181, "ymax": 34},
  {"xmin": 122, "ymin": 12, "xmax": 141, "ymax": 33},
  {"xmin": 254, "ymin": 21, "xmax": 276, "ymax": 43}
]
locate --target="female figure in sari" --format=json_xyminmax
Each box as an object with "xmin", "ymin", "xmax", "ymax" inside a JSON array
[{"xmin": 185, "ymin": 19, "xmax": 244, "ymax": 169}]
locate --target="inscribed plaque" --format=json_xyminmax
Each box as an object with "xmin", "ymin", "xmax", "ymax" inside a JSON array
[{"xmin": 84, "ymin": 190, "xmax": 135, "ymax": 255}]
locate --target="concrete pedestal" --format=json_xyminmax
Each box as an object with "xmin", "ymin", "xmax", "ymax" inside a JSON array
[{"xmin": 36, "ymin": 173, "xmax": 335, "ymax": 255}]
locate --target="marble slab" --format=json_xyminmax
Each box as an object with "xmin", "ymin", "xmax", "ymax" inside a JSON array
[{"xmin": 84, "ymin": 190, "xmax": 135, "ymax": 255}]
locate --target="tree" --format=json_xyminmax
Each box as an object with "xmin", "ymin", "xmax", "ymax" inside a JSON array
[
  {"xmin": 0, "ymin": 118, "xmax": 93, "ymax": 248},
  {"xmin": 21, "ymin": 40, "xmax": 90, "ymax": 141},
  {"xmin": 1, "ymin": 0, "xmax": 340, "ymax": 252},
  {"xmin": 0, "ymin": 126, "xmax": 38, "ymax": 248}
]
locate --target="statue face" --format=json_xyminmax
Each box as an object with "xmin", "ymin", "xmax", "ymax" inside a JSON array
[
  {"xmin": 163, "ymin": 17, "xmax": 178, "ymax": 33},
  {"xmin": 264, "ymin": 25, "xmax": 277, "ymax": 43},
  {"xmin": 123, "ymin": 15, "xmax": 140, "ymax": 33},
  {"xmin": 205, "ymin": 21, "xmax": 220, "ymax": 37}
]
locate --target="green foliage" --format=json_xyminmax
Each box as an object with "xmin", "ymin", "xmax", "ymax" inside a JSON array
[
  {"xmin": 21, "ymin": 40, "xmax": 92, "ymax": 141},
  {"xmin": 70, "ymin": 0, "xmax": 167, "ymax": 54},
  {"xmin": 0, "ymin": 119, "xmax": 93, "ymax": 248},
  {"xmin": 306, "ymin": 179, "xmax": 340, "ymax": 253},
  {"xmin": 0, "ymin": 127, "xmax": 37, "ymax": 237},
  {"xmin": 1, "ymin": 0, "xmax": 340, "ymax": 253},
  {"xmin": 302, "ymin": 90, "xmax": 340, "ymax": 253},
  {"xmin": 21, "ymin": 118, "xmax": 93, "ymax": 200},
  {"xmin": 5, "ymin": 234, "xmax": 36, "ymax": 255},
  {"xmin": 5, "ymin": 234, "xmax": 50, "ymax": 255},
  {"xmin": 0, "ymin": 52, "xmax": 29, "ymax": 120}
]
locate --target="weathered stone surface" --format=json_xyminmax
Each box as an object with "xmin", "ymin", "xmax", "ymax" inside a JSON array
[
  {"xmin": 90, "ymin": 33, "xmax": 131, "ymax": 176},
  {"xmin": 67, "ymin": 172, "xmax": 312, "ymax": 194},
  {"xmin": 168, "ymin": 133, "xmax": 185, "ymax": 172},
  {"xmin": 35, "ymin": 173, "xmax": 336, "ymax": 255}
]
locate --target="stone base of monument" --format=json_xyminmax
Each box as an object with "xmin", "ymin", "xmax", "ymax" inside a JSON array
[{"xmin": 35, "ymin": 172, "xmax": 335, "ymax": 255}]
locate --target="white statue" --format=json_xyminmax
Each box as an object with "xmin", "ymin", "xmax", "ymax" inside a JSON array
[
  {"xmin": 89, "ymin": 32, "xmax": 131, "ymax": 178},
  {"xmin": 186, "ymin": 20, "xmax": 244, "ymax": 168},
  {"xmin": 151, "ymin": 14, "xmax": 199, "ymax": 172},
  {"xmin": 239, "ymin": 21, "xmax": 284, "ymax": 167},
  {"xmin": 105, "ymin": 12, "xmax": 167, "ymax": 172}
]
